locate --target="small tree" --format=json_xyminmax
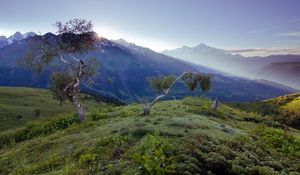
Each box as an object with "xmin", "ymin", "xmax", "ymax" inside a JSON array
[
  {"xmin": 23, "ymin": 19, "xmax": 99, "ymax": 122},
  {"xmin": 143, "ymin": 72, "xmax": 213, "ymax": 115}
]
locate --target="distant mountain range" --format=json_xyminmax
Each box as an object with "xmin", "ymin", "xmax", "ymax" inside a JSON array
[
  {"xmin": 0, "ymin": 32, "xmax": 297, "ymax": 102},
  {"xmin": 162, "ymin": 44, "xmax": 300, "ymax": 90},
  {"xmin": 259, "ymin": 62, "xmax": 300, "ymax": 89},
  {"xmin": 0, "ymin": 32, "xmax": 36, "ymax": 48}
]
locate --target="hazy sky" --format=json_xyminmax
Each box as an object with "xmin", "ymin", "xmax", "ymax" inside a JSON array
[{"xmin": 1, "ymin": 0, "xmax": 300, "ymax": 55}]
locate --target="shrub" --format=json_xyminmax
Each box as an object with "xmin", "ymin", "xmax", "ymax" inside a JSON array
[
  {"xmin": 130, "ymin": 127, "xmax": 155, "ymax": 138},
  {"xmin": 247, "ymin": 166, "xmax": 281, "ymax": 175},
  {"xmin": 88, "ymin": 111, "xmax": 109, "ymax": 121},
  {"xmin": 0, "ymin": 157, "xmax": 13, "ymax": 175},
  {"xmin": 120, "ymin": 110, "xmax": 130, "ymax": 118},
  {"xmin": 97, "ymin": 135, "xmax": 134, "ymax": 149},
  {"xmin": 96, "ymin": 135, "xmax": 135, "ymax": 160},
  {"xmin": 172, "ymin": 133, "xmax": 298, "ymax": 175},
  {"xmin": 79, "ymin": 153, "xmax": 97, "ymax": 168},
  {"xmin": 133, "ymin": 134, "xmax": 175, "ymax": 175},
  {"xmin": 0, "ymin": 114, "xmax": 80, "ymax": 148},
  {"xmin": 34, "ymin": 109, "xmax": 41, "ymax": 117},
  {"xmin": 253, "ymin": 126, "xmax": 300, "ymax": 156},
  {"xmin": 16, "ymin": 154, "xmax": 63, "ymax": 175}
]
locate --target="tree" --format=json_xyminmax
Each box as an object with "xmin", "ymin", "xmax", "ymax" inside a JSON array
[
  {"xmin": 23, "ymin": 19, "xmax": 99, "ymax": 122},
  {"xmin": 143, "ymin": 72, "xmax": 213, "ymax": 115}
]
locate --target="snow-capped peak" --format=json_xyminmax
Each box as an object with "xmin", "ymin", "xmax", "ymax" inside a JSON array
[
  {"xmin": 112, "ymin": 38, "xmax": 135, "ymax": 47},
  {"xmin": 0, "ymin": 31, "xmax": 37, "ymax": 47},
  {"xmin": 162, "ymin": 43, "xmax": 225, "ymax": 55},
  {"xmin": 23, "ymin": 32, "xmax": 37, "ymax": 38},
  {"xmin": 8, "ymin": 32, "xmax": 23, "ymax": 44}
]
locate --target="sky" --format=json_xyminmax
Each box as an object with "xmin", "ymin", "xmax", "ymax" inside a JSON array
[{"xmin": 1, "ymin": 0, "xmax": 300, "ymax": 56}]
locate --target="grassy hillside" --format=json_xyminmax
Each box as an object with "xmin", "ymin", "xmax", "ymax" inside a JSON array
[
  {"xmin": 229, "ymin": 93, "xmax": 300, "ymax": 128},
  {"xmin": 0, "ymin": 95, "xmax": 299, "ymax": 175},
  {"xmin": 0, "ymin": 87, "xmax": 104, "ymax": 131}
]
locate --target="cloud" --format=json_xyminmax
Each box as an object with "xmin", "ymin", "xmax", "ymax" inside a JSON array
[
  {"xmin": 279, "ymin": 32, "xmax": 300, "ymax": 37},
  {"xmin": 225, "ymin": 48, "xmax": 300, "ymax": 57}
]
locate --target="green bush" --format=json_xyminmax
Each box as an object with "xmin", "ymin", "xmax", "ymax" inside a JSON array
[
  {"xmin": 0, "ymin": 114, "xmax": 80, "ymax": 148},
  {"xmin": 253, "ymin": 126, "xmax": 300, "ymax": 156},
  {"xmin": 133, "ymin": 134, "xmax": 175, "ymax": 175},
  {"xmin": 79, "ymin": 153, "xmax": 97, "ymax": 168},
  {"xmin": 16, "ymin": 154, "xmax": 63, "ymax": 175},
  {"xmin": 120, "ymin": 110, "xmax": 130, "ymax": 118},
  {"xmin": 95, "ymin": 135, "xmax": 135, "ymax": 161},
  {"xmin": 97, "ymin": 135, "xmax": 134, "ymax": 149},
  {"xmin": 172, "ymin": 133, "xmax": 299, "ymax": 175},
  {"xmin": 0, "ymin": 157, "xmax": 13, "ymax": 175},
  {"xmin": 247, "ymin": 166, "xmax": 280, "ymax": 175},
  {"xmin": 129, "ymin": 127, "xmax": 155, "ymax": 138},
  {"xmin": 89, "ymin": 111, "xmax": 109, "ymax": 121}
]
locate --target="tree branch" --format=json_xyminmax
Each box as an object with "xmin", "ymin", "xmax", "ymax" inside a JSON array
[
  {"xmin": 59, "ymin": 55, "xmax": 79, "ymax": 68},
  {"xmin": 63, "ymin": 60, "xmax": 84, "ymax": 94},
  {"xmin": 59, "ymin": 55, "xmax": 69, "ymax": 64},
  {"xmin": 150, "ymin": 72, "xmax": 188, "ymax": 107},
  {"xmin": 70, "ymin": 55, "xmax": 80, "ymax": 62}
]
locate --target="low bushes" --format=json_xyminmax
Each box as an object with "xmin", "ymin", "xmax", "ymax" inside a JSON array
[
  {"xmin": 16, "ymin": 154, "xmax": 63, "ymax": 175},
  {"xmin": 0, "ymin": 107, "xmax": 126, "ymax": 148},
  {"xmin": 89, "ymin": 111, "xmax": 110, "ymax": 121},
  {"xmin": 253, "ymin": 126, "xmax": 300, "ymax": 156},
  {"xmin": 79, "ymin": 153, "xmax": 97, "ymax": 168},
  {"xmin": 172, "ymin": 133, "xmax": 300, "ymax": 175},
  {"xmin": 0, "ymin": 114, "xmax": 80, "ymax": 148},
  {"xmin": 133, "ymin": 134, "xmax": 175, "ymax": 175}
]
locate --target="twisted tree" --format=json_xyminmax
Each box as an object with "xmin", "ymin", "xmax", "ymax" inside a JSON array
[
  {"xmin": 23, "ymin": 19, "xmax": 99, "ymax": 122},
  {"xmin": 143, "ymin": 72, "xmax": 213, "ymax": 115}
]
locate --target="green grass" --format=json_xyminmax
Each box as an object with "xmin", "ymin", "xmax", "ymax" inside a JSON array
[
  {"xmin": 229, "ymin": 93, "xmax": 300, "ymax": 128},
  {"xmin": 0, "ymin": 87, "xmax": 104, "ymax": 131},
  {"xmin": 0, "ymin": 89, "xmax": 299, "ymax": 175}
]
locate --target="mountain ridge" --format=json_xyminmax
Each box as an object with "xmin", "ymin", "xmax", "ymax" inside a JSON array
[
  {"xmin": 163, "ymin": 44, "xmax": 300, "ymax": 90},
  {"xmin": 0, "ymin": 33, "xmax": 297, "ymax": 102},
  {"xmin": 0, "ymin": 31, "xmax": 37, "ymax": 49}
]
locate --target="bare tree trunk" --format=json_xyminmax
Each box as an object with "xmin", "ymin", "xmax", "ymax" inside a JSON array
[
  {"xmin": 72, "ymin": 95, "xmax": 85, "ymax": 122},
  {"xmin": 143, "ymin": 72, "xmax": 188, "ymax": 116},
  {"xmin": 63, "ymin": 60, "xmax": 86, "ymax": 122},
  {"xmin": 143, "ymin": 102, "xmax": 151, "ymax": 116},
  {"xmin": 211, "ymin": 98, "xmax": 220, "ymax": 111}
]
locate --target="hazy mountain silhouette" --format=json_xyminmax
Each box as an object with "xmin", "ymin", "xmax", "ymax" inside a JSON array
[
  {"xmin": 0, "ymin": 33, "xmax": 296, "ymax": 102},
  {"xmin": 163, "ymin": 45, "xmax": 300, "ymax": 90}
]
